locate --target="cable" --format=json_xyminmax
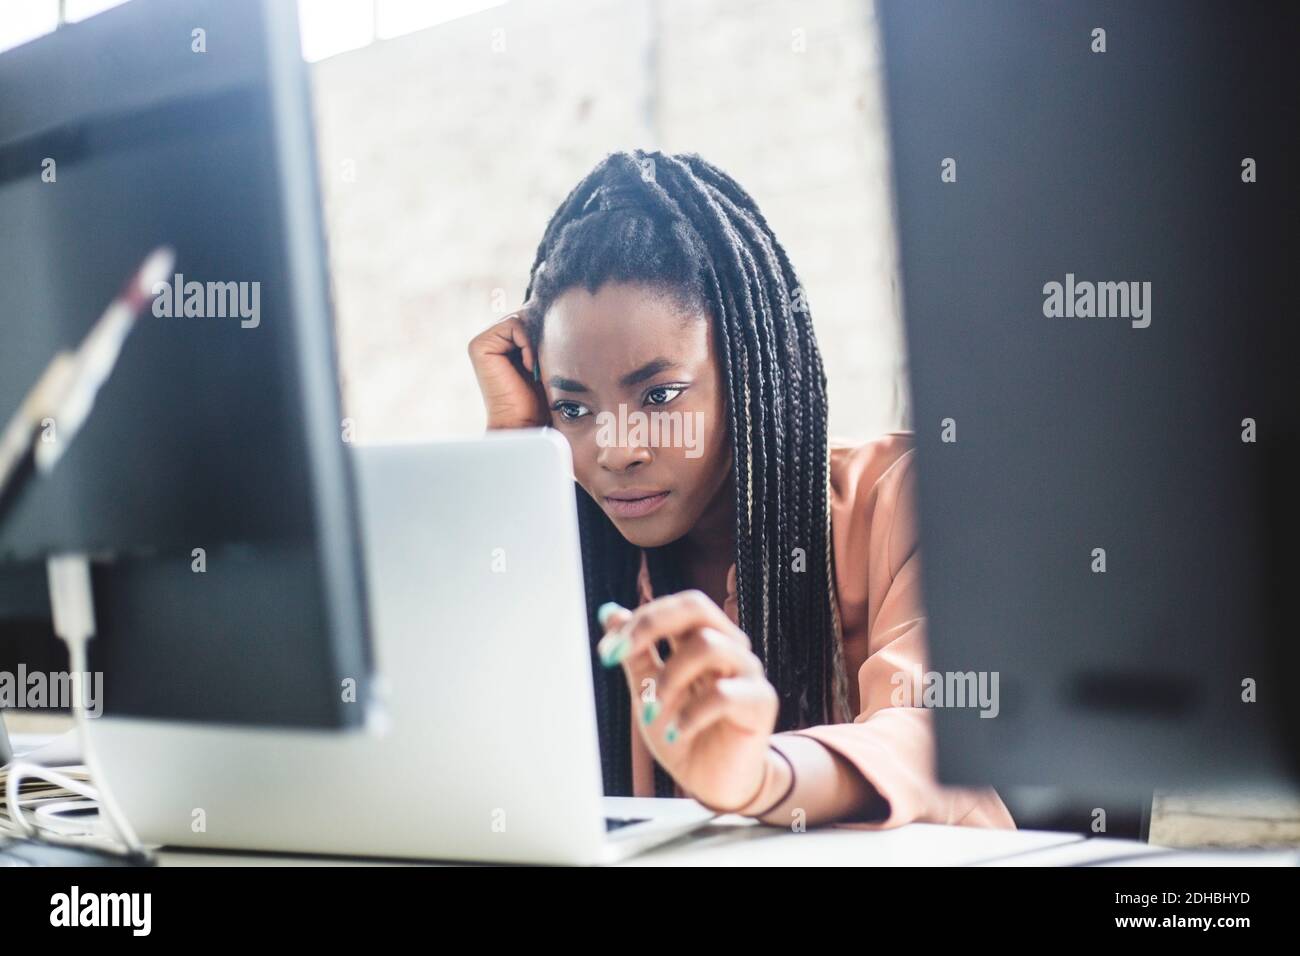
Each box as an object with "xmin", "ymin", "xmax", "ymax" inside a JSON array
[
  {"xmin": 3, "ymin": 762, "xmax": 100, "ymax": 840},
  {"xmin": 1, "ymin": 555, "xmax": 154, "ymax": 862}
]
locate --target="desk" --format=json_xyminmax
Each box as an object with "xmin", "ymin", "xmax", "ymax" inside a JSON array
[
  {"xmin": 152, "ymin": 822, "xmax": 1299, "ymax": 866},
  {"xmin": 9, "ymin": 719, "xmax": 1297, "ymax": 866},
  {"xmin": 152, "ymin": 818, "xmax": 1087, "ymax": 867},
  {"xmin": 620, "ymin": 818, "xmax": 1085, "ymax": 867}
]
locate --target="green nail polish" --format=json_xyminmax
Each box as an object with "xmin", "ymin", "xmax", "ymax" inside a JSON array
[
  {"xmin": 664, "ymin": 722, "xmax": 679, "ymax": 744},
  {"xmin": 596, "ymin": 601, "xmax": 623, "ymax": 628},
  {"xmin": 599, "ymin": 634, "xmax": 629, "ymax": 667},
  {"xmin": 642, "ymin": 700, "xmax": 661, "ymax": 725},
  {"xmin": 532, "ymin": 360, "xmax": 541, "ymax": 382}
]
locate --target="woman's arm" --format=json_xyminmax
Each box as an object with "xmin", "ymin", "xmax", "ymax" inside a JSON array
[
  {"xmin": 597, "ymin": 444, "xmax": 1014, "ymax": 828},
  {"xmin": 709, "ymin": 734, "xmax": 889, "ymax": 826},
  {"xmin": 467, "ymin": 307, "xmax": 550, "ymax": 430},
  {"xmin": 739, "ymin": 448, "xmax": 1015, "ymax": 830}
]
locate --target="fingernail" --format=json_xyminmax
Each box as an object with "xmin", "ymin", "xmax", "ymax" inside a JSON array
[
  {"xmin": 664, "ymin": 722, "xmax": 679, "ymax": 744},
  {"xmin": 598, "ymin": 632, "xmax": 630, "ymax": 667},
  {"xmin": 533, "ymin": 360, "xmax": 541, "ymax": 382},
  {"xmin": 596, "ymin": 601, "xmax": 625, "ymax": 628},
  {"xmin": 642, "ymin": 700, "xmax": 661, "ymax": 725}
]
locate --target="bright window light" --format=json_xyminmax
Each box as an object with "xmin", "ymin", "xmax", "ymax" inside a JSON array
[
  {"xmin": 63, "ymin": 0, "xmax": 133, "ymax": 23},
  {"xmin": 0, "ymin": 0, "xmax": 59, "ymax": 56},
  {"xmin": 297, "ymin": 0, "xmax": 376, "ymax": 63},
  {"xmin": 375, "ymin": 0, "xmax": 507, "ymax": 40}
]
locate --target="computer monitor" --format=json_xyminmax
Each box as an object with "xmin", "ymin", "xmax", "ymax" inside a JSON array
[
  {"xmin": 0, "ymin": 0, "xmax": 373, "ymax": 729},
  {"xmin": 878, "ymin": 0, "xmax": 1297, "ymax": 808}
]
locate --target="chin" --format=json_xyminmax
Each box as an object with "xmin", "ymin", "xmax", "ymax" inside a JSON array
[{"xmin": 606, "ymin": 512, "xmax": 685, "ymax": 549}]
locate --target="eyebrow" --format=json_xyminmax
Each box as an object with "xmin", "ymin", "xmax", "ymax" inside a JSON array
[
  {"xmin": 549, "ymin": 357, "xmax": 679, "ymax": 393},
  {"xmin": 620, "ymin": 357, "xmax": 677, "ymax": 387}
]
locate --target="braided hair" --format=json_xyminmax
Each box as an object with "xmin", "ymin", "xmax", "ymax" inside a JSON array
[{"xmin": 521, "ymin": 150, "xmax": 849, "ymax": 796}]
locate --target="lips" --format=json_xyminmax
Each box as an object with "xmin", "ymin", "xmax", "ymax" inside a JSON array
[{"xmin": 603, "ymin": 489, "xmax": 671, "ymax": 519}]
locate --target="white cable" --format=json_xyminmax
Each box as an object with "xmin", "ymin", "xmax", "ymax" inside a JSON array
[
  {"xmin": 60, "ymin": 621, "xmax": 150, "ymax": 857},
  {"xmin": 3, "ymin": 761, "xmax": 102, "ymax": 845},
  {"xmin": 2, "ymin": 555, "xmax": 153, "ymax": 861}
]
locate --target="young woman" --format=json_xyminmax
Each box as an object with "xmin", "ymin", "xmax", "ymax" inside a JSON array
[{"xmin": 468, "ymin": 150, "xmax": 1014, "ymax": 829}]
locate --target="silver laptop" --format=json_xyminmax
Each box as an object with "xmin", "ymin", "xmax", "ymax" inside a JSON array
[{"xmin": 87, "ymin": 430, "xmax": 715, "ymax": 864}]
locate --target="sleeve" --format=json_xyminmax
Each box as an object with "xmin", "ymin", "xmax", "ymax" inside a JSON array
[{"xmin": 766, "ymin": 446, "xmax": 1017, "ymax": 830}]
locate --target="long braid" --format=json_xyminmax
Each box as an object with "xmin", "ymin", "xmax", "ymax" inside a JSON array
[
  {"xmin": 688, "ymin": 156, "xmax": 848, "ymax": 723},
  {"xmin": 522, "ymin": 150, "xmax": 847, "ymax": 796}
]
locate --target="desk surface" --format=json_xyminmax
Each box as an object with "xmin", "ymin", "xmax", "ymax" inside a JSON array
[
  {"xmin": 154, "ymin": 819, "xmax": 1088, "ymax": 867},
  {"xmin": 154, "ymin": 821, "xmax": 1300, "ymax": 866},
  {"xmin": 10, "ymin": 720, "xmax": 1295, "ymax": 866},
  {"xmin": 620, "ymin": 819, "xmax": 1084, "ymax": 867}
]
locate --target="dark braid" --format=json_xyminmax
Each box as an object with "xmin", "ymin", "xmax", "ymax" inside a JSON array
[{"xmin": 522, "ymin": 151, "xmax": 848, "ymax": 797}]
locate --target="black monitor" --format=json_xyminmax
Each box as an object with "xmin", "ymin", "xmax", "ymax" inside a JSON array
[
  {"xmin": 879, "ymin": 0, "xmax": 1297, "ymax": 806},
  {"xmin": 0, "ymin": 0, "xmax": 372, "ymax": 729}
]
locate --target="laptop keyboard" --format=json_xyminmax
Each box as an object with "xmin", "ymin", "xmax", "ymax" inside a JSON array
[{"xmin": 604, "ymin": 816, "xmax": 648, "ymax": 832}]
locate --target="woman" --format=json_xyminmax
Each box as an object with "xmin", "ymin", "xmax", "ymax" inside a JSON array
[{"xmin": 468, "ymin": 150, "xmax": 1014, "ymax": 829}]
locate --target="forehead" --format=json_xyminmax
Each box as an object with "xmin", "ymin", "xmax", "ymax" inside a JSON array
[{"xmin": 541, "ymin": 282, "xmax": 711, "ymax": 378}]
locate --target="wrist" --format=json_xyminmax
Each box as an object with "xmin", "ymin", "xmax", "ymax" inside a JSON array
[
  {"xmin": 745, "ymin": 744, "xmax": 796, "ymax": 820},
  {"xmin": 693, "ymin": 744, "xmax": 793, "ymax": 818}
]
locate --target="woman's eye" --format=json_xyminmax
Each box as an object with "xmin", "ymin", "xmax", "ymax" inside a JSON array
[
  {"xmin": 645, "ymin": 385, "xmax": 684, "ymax": 406},
  {"xmin": 553, "ymin": 401, "xmax": 590, "ymax": 421}
]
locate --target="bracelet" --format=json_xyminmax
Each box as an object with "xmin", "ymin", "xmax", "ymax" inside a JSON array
[{"xmin": 749, "ymin": 744, "xmax": 797, "ymax": 819}]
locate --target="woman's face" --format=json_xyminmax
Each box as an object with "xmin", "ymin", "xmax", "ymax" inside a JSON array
[{"xmin": 538, "ymin": 281, "xmax": 733, "ymax": 548}]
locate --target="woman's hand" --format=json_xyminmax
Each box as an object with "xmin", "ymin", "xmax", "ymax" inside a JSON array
[
  {"xmin": 597, "ymin": 591, "xmax": 780, "ymax": 813},
  {"xmin": 467, "ymin": 306, "xmax": 550, "ymax": 430}
]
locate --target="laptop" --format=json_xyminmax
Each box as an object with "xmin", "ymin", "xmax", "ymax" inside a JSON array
[{"xmin": 86, "ymin": 430, "xmax": 716, "ymax": 864}]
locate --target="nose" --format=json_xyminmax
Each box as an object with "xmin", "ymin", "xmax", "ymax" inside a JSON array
[{"xmin": 597, "ymin": 437, "xmax": 653, "ymax": 473}]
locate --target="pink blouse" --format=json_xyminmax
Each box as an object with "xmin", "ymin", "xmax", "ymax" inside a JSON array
[{"xmin": 629, "ymin": 432, "xmax": 1016, "ymax": 830}]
